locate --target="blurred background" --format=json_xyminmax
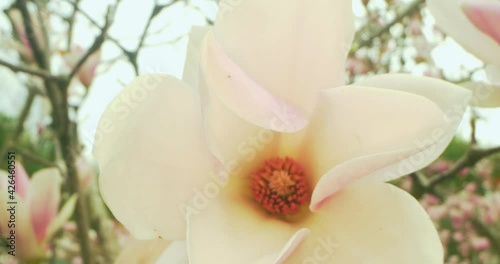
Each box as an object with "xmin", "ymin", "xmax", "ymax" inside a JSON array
[{"xmin": 0, "ymin": 0, "xmax": 499, "ymax": 263}]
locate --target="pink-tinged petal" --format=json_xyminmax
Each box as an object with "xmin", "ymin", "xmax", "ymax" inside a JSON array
[
  {"xmin": 252, "ymin": 229, "xmax": 309, "ymax": 264},
  {"xmin": 27, "ymin": 168, "xmax": 61, "ymax": 243},
  {"xmin": 214, "ymin": 0, "xmax": 354, "ymax": 115},
  {"xmin": 0, "ymin": 191, "xmax": 44, "ymax": 260},
  {"xmin": 201, "ymin": 32, "xmax": 308, "ymax": 133},
  {"xmin": 0, "ymin": 165, "xmax": 30, "ymax": 201},
  {"xmin": 199, "ymin": 34, "xmax": 283, "ymax": 171},
  {"xmin": 182, "ymin": 26, "xmax": 211, "ymax": 91},
  {"xmin": 0, "ymin": 170, "xmax": 11, "ymax": 236},
  {"xmin": 186, "ymin": 193, "xmax": 303, "ymax": 264},
  {"xmin": 93, "ymin": 74, "xmax": 213, "ymax": 240},
  {"xmin": 17, "ymin": 203, "xmax": 45, "ymax": 260},
  {"xmin": 115, "ymin": 238, "xmax": 172, "ymax": 264},
  {"xmin": 78, "ymin": 49, "xmax": 101, "ymax": 88},
  {"xmin": 304, "ymin": 76, "xmax": 471, "ymax": 209},
  {"xmin": 44, "ymin": 194, "xmax": 77, "ymax": 243},
  {"xmin": 288, "ymin": 184, "xmax": 443, "ymax": 263},
  {"xmin": 428, "ymin": 0, "xmax": 500, "ymax": 65},
  {"xmin": 462, "ymin": 1, "xmax": 500, "ymax": 45},
  {"xmin": 63, "ymin": 46, "xmax": 101, "ymax": 88},
  {"xmin": 15, "ymin": 162, "xmax": 30, "ymax": 200}
]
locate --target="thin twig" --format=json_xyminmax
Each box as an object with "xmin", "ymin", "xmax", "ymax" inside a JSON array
[
  {"xmin": 349, "ymin": 0, "xmax": 424, "ymax": 55},
  {"xmin": 128, "ymin": 2, "xmax": 177, "ymax": 75},
  {"xmin": 16, "ymin": 0, "xmax": 95, "ymax": 262},
  {"xmin": 67, "ymin": 7, "xmax": 113, "ymax": 84},
  {"xmin": 10, "ymin": 145, "xmax": 59, "ymax": 168},
  {"xmin": 67, "ymin": 0, "xmax": 81, "ymax": 49},
  {"xmin": 70, "ymin": 0, "xmax": 129, "ymax": 55},
  {"xmin": 0, "ymin": 58, "xmax": 58, "ymax": 80}
]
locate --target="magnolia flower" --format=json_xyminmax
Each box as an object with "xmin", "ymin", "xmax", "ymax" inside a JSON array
[
  {"xmin": 0, "ymin": 163, "xmax": 77, "ymax": 260},
  {"xmin": 62, "ymin": 46, "xmax": 102, "ymax": 89},
  {"xmin": 428, "ymin": 0, "xmax": 500, "ymax": 107},
  {"xmin": 94, "ymin": 0, "xmax": 471, "ymax": 263},
  {"xmin": 5, "ymin": 8, "xmax": 47, "ymax": 64}
]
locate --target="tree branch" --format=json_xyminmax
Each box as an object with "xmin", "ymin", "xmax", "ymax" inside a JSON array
[
  {"xmin": 349, "ymin": 0, "xmax": 424, "ymax": 55},
  {"xmin": 128, "ymin": 2, "xmax": 177, "ymax": 75},
  {"xmin": 0, "ymin": 58, "xmax": 58, "ymax": 81},
  {"xmin": 67, "ymin": 0, "xmax": 81, "ymax": 49},
  {"xmin": 427, "ymin": 145, "xmax": 500, "ymax": 190},
  {"xmin": 67, "ymin": 8, "xmax": 112, "ymax": 84}
]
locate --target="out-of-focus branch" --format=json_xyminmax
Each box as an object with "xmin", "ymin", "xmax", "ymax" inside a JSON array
[
  {"xmin": 349, "ymin": 0, "xmax": 424, "ymax": 55},
  {"xmin": 427, "ymin": 145, "xmax": 500, "ymax": 190},
  {"xmin": 411, "ymin": 117, "xmax": 500, "ymax": 197},
  {"xmin": 426, "ymin": 116, "xmax": 500, "ymax": 190},
  {"xmin": 67, "ymin": 0, "xmax": 81, "ymax": 49},
  {"xmin": 15, "ymin": 0, "xmax": 97, "ymax": 262},
  {"xmin": 70, "ymin": 1, "xmax": 128, "ymax": 54},
  {"xmin": 10, "ymin": 145, "xmax": 59, "ymax": 168},
  {"xmin": 73, "ymin": 0, "xmax": 177, "ymax": 75},
  {"xmin": 0, "ymin": 58, "xmax": 58, "ymax": 81},
  {"xmin": 16, "ymin": 0, "xmax": 63, "ymax": 130},
  {"xmin": 67, "ymin": 7, "xmax": 113, "ymax": 85},
  {"xmin": 16, "ymin": 0, "xmax": 47, "ymax": 68}
]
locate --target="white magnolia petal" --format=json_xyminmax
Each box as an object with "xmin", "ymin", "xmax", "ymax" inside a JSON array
[
  {"xmin": 182, "ymin": 26, "xmax": 211, "ymax": 90},
  {"xmin": 486, "ymin": 64, "xmax": 500, "ymax": 85},
  {"xmin": 252, "ymin": 228, "xmax": 309, "ymax": 264},
  {"xmin": 305, "ymin": 79, "xmax": 470, "ymax": 208},
  {"xmin": 461, "ymin": 81, "xmax": 500, "ymax": 107},
  {"xmin": 115, "ymin": 238, "xmax": 172, "ymax": 264},
  {"xmin": 157, "ymin": 241, "xmax": 189, "ymax": 264},
  {"xmin": 214, "ymin": 0, "xmax": 354, "ymax": 115},
  {"xmin": 187, "ymin": 194, "xmax": 301, "ymax": 264},
  {"xmin": 201, "ymin": 32, "xmax": 308, "ymax": 133},
  {"xmin": 427, "ymin": 0, "xmax": 500, "ymax": 65},
  {"xmin": 199, "ymin": 35, "xmax": 284, "ymax": 173},
  {"xmin": 93, "ymin": 74, "xmax": 212, "ymax": 240},
  {"xmin": 289, "ymin": 184, "xmax": 443, "ymax": 264}
]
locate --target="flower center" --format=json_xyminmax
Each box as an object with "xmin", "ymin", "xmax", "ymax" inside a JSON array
[{"xmin": 250, "ymin": 157, "xmax": 309, "ymax": 215}]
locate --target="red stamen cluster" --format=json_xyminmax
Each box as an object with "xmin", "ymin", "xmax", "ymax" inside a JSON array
[{"xmin": 250, "ymin": 157, "xmax": 309, "ymax": 215}]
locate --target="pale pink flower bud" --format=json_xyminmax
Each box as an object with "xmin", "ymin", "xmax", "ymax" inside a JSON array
[
  {"xmin": 424, "ymin": 194, "xmax": 441, "ymax": 205},
  {"xmin": 471, "ymin": 237, "xmax": 491, "ymax": 251},
  {"xmin": 63, "ymin": 46, "xmax": 101, "ymax": 89}
]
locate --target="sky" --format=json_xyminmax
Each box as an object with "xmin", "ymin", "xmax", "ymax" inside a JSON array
[{"xmin": 0, "ymin": 0, "xmax": 499, "ymax": 157}]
